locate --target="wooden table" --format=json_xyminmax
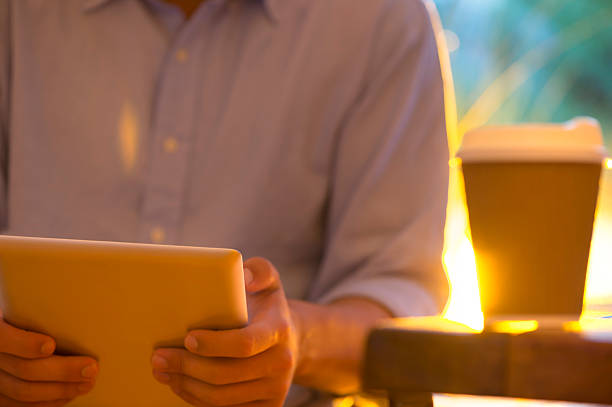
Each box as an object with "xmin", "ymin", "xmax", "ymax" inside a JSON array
[{"xmin": 362, "ymin": 317, "xmax": 612, "ymax": 407}]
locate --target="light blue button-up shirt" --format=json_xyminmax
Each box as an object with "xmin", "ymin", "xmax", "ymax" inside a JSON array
[{"xmin": 0, "ymin": 0, "xmax": 448, "ymax": 330}]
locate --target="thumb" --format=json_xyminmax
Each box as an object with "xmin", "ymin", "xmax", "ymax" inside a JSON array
[{"xmin": 243, "ymin": 257, "xmax": 281, "ymax": 293}]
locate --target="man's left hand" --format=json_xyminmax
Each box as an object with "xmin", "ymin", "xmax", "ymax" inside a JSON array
[{"xmin": 151, "ymin": 257, "xmax": 300, "ymax": 407}]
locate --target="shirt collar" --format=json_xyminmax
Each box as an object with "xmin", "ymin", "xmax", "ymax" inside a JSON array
[{"xmin": 81, "ymin": 0, "xmax": 283, "ymax": 22}]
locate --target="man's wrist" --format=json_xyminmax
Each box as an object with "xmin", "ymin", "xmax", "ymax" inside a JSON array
[
  {"xmin": 287, "ymin": 297, "xmax": 391, "ymax": 393},
  {"xmin": 288, "ymin": 299, "xmax": 310, "ymax": 380}
]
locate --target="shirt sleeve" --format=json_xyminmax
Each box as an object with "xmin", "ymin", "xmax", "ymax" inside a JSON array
[
  {"xmin": 0, "ymin": 0, "xmax": 9, "ymax": 229},
  {"xmin": 307, "ymin": 0, "xmax": 449, "ymax": 316}
]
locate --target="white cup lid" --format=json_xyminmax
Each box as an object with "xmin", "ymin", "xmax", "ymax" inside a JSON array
[{"xmin": 457, "ymin": 117, "xmax": 609, "ymax": 163}]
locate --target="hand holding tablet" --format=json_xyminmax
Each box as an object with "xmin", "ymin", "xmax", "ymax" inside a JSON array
[
  {"xmin": 151, "ymin": 258, "xmax": 299, "ymax": 407},
  {"xmin": 0, "ymin": 310, "xmax": 99, "ymax": 405},
  {"xmin": 0, "ymin": 236, "xmax": 248, "ymax": 407}
]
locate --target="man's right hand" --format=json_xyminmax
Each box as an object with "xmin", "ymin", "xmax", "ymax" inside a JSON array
[{"xmin": 0, "ymin": 314, "xmax": 98, "ymax": 406}]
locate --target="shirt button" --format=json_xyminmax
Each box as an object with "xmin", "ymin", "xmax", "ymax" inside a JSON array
[
  {"xmin": 150, "ymin": 227, "xmax": 166, "ymax": 244},
  {"xmin": 163, "ymin": 137, "xmax": 178, "ymax": 153},
  {"xmin": 176, "ymin": 49, "xmax": 188, "ymax": 62}
]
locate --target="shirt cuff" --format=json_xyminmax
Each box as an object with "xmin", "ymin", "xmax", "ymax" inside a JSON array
[{"xmin": 314, "ymin": 275, "xmax": 439, "ymax": 317}]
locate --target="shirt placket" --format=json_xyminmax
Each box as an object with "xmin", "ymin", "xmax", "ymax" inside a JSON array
[{"xmin": 138, "ymin": 29, "xmax": 202, "ymax": 245}]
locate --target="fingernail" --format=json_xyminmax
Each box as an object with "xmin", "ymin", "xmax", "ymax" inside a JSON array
[
  {"xmin": 151, "ymin": 355, "xmax": 168, "ymax": 369},
  {"xmin": 81, "ymin": 364, "xmax": 98, "ymax": 379},
  {"xmin": 244, "ymin": 267, "xmax": 253, "ymax": 286},
  {"xmin": 77, "ymin": 382, "xmax": 94, "ymax": 394},
  {"xmin": 185, "ymin": 335, "xmax": 198, "ymax": 351},
  {"xmin": 153, "ymin": 371, "xmax": 171, "ymax": 383},
  {"xmin": 40, "ymin": 341, "xmax": 55, "ymax": 356}
]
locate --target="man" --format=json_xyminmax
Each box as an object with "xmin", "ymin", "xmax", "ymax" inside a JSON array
[{"xmin": 0, "ymin": 0, "xmax": 449, "ymax": 406}]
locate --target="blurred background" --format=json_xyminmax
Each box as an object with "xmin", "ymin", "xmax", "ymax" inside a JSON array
[
  {"xmin": 431, "ymin": 0, "xmax": 612, "ymax": 330},
  {"xmin": 420, "ymin": 1, "xmax": 612, "ymax": 405}
]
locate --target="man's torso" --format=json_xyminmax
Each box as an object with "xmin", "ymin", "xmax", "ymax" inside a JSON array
[{"xmin": 2, "ymin": 0, "xmax": 394, "ymax": 299}]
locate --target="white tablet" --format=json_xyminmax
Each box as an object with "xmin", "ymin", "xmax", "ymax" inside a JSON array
[{"xmin": 0, "ymin": 235, "xmax": 248, "ymax": 407}]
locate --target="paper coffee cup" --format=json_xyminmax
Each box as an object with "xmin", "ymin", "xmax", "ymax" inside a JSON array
[{"xmin": 457, "ymin": 118, "xmax": 608, "ymax": 327}]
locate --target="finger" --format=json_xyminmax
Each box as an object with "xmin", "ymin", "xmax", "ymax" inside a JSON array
[
  {"xmin": 155, "ymin": 373, "xmax": 284, "ymax": 406},
  {"xmin": 167, "ymin": 389, "xmax": 280, "ymax": 407},
  {"xmin": 185, "ymin": 322, "xmax": 280, "ymax": 358},
  {"xmin": 0, "ymin": 393, "xmax": 73, "ymax": 407},
  {"xmin": 161, "ymin": 380, "xmax": 283, "ymax": 407},
  {"xmin": 0, "ymin": 320, "xmax": 55, "ymax": 359},
  {"xmin": 169, "ymin": 387, "xmax": 204, "ymax": 407},
  {"xmin": 0, "ymin": 369, "xmax": 94, "ymax": 403},
  {"xmin": 243, "ymin": 258, "xmax": 280, "ymax": 293},
  {"xmin": 152, "ymin": 345, "xmax": 294, "ymax": 385},
  {"xmin": 0, "ymin": 353, "xmax": 98, "ymax": 383},
  {"xmin": 243, "ymin": 268, "xmax": 253, "ymax": 288}
]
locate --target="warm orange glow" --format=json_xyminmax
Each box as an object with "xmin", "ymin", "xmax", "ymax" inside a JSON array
[
  {"xmin": 334, "ymin": 395, "xmax": 390, "ymax": 407},
  {"xmin": 441, "ymin": 200, "xmax": 484, "ymax": 331},
  {"xmin": 386, "ymin": 316, "xmax": 480, "ymax": 334},
  {"xmin": 118, "ymin": 101, "xmax": 140, "ymax": 174},
  {"xmin": 428, "ymin": 0, "xmax": 612, "ymax": 332},
  {"xmin": 448, "ymin": 157, "xmax": 461, "ymax": 169},
  {"xmin": 424, "ymin": 1, "xmax": 459, "ymax": 153},
  {"xmin": 426, "ymin": 0, "xmax": 612, "ymax": 336},
  {"xmin": 563, "ymin": 312, "xmax": 612, "ymax": 336},
  {"xmin": 426, "ymin": 1, "xmax": 484, "ymax": 331},
  {"xmin": 584, "ymin": 215, "xmax": 612, "ymax": 302},
  {"xmin": 433, "ymin": 394, "xmax": 550, "ymax": 406},
  {"xmin": 584, "ymin": 158, "xmax": 612, "ymax": 308},
  {"xmin": 488, "ymin": 320, "xmax": 539, "ymax": 334},
  {"xmin": 332, "ymin": 396, "xmax": 355, "ymax": 407}
]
